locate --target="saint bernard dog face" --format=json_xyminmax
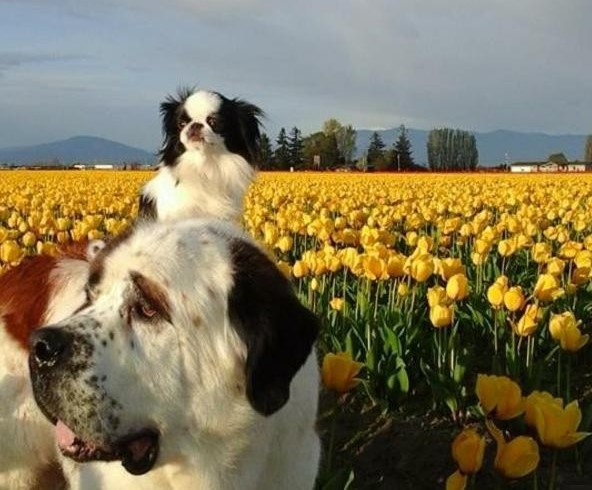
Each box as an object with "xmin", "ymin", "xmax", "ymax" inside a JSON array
[{"xmin": 28, "ymin": 219, "xmax": 318, "ymax": 476}]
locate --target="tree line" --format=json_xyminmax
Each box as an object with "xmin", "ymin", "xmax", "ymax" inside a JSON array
[{"xmin": 258, "ymin": 120, "xmax": 480, "ymax": 171}]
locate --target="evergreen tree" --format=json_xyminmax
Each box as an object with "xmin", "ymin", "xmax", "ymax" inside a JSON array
[
  {"xmin": 393, "ymin": 124, "xmax": 414, "ymax": 170},
  {"xmin": 288, "ymin": 126, "xmax": 304, "ymax": 168},
  {"xmin": 585, "ymin": 135, "xmax": 592, "ymax": 163},
  {"xmin": 367, "ymin": 132, "xmax": 386, "ymax": 168},
  {"xmin": 273, "ymin": 128, "xmax": 290, "ymax": 170},
  {"xmin": 258, "ymin": 133, "xmax": 273, "ymax": 169}
]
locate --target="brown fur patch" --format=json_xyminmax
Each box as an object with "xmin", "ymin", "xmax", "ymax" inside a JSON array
[
  {"xmin": 130, "ymin": 271, "xmax": 172, "ymax": 322},
  {"xmin": 0, "ymin": 255, "xmax": 58, "ymax": 350}
]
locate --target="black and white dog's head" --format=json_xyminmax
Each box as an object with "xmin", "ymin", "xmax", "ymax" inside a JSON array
[
  {"xmin": 140, "ymin": 89, "xmax": 264, "ymax": 222},
  {"xmin": 28, "ymin": 219, "xmax": 318, "ymax": 476}
]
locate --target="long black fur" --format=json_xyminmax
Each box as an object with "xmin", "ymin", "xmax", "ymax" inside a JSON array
[{"xmin": 227, "ymin": 239, "xmax": 319, "ymax": 416}]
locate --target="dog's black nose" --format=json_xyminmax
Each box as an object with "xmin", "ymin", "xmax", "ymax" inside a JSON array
[
  {"xmin": 29, "ymin": 327, "xmax": 71, "ymax": 370},
  {"xmin": 187, "ymin": 122, "xmax": 204, "ymax": 139}
]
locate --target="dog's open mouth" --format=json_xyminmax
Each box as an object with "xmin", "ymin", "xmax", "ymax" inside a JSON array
[{"xmin": 55, "ymin": 421, "xmax": 159, "ymax": 475}]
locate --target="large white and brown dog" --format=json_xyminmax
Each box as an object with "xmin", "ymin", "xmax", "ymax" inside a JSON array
[
  {"xmin": 0, "ymin": 89, "xmax": 265, "ymax": 488},
  {"xmin": 27, "ymin": 219, "xmax": 320, "ymax": 489}
]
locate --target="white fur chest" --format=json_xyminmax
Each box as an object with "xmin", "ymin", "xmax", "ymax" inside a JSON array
[{"xmin": 143, "ymin": 151, "xmax": 255, "ymax": 222}]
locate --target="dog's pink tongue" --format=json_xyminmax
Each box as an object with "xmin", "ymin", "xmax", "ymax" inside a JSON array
[{"xmin": 55, "ymin": 420, "xmax": 77, "ymax": 450}]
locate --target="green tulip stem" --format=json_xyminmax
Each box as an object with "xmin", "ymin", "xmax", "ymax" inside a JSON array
[
  {"xmin": 493, "ymin": 308, "xmax": 499, "ymax": 356},
  {"xmin": 565, "ymin": 355, "xmax": 571, "ymax": 403},
  {"xmin": 556, "ymin": 351, "xmax": 561, "ymax": 397},
  {"xmin": 548, "ymin": 449, "xmax": 559, "ymax": 490},
  {"xmin": 533, "ymin": 469, "xmax": 538, "ymax": 490}
]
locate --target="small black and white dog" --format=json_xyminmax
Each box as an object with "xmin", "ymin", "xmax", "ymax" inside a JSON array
[{"xmin": 140, "ymin": 89, "xmax": 264, "ymax": 222}]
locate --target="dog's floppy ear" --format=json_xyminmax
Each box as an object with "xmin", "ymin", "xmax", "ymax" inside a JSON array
[
  {"xmin": 228, "ymin": 239, "xmax": 318, "ymax": 416},
  {"xmin": 158, "ymin": 87, "xmax": 193, "ymax": 165},
  {"xmin": 230, "ymin": 98, "xmax": 264, "ymax": 164}
]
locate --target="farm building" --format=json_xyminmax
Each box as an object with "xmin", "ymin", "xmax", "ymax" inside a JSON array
[{"xmin": 510, "ymin": 153, "xmax": 592, "ymax": 173}]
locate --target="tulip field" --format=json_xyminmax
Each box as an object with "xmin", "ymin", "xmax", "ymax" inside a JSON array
[{"xmin": 1, "ymin": 170, "xmax": 592, "ymax": 489}]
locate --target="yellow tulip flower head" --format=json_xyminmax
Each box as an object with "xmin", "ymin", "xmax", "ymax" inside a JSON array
[
  {"xmin": 514, "ymin": 304, "xmax": 540, "ymax": 337},
  {"xmin": 451, "ymin": 428, "xmax": 485, "ymax": 474},
  {"xmin": 524, "ymin": 391, "xmax": 563, "ymax": 429},
  {"xmin": 292, "ymin": 260, "xmax": 309, "ymax": 278},
  {"xmin": 445, "ymin": 470, "xmax": 467, "ymax": 490},
  {"xmin": 410, "ymin": 254, "xmax": 434, "ymax": 282},
  {"xmin": 0, "ymin": 240, "xmax": 24, "ymax": 264},
  {"xmin": 430, "ymin": 304, "xmax": 454, "ymax": 329},
  {"xmin": 533, "ymin": 273, "xmax": 565, "ymax": 302},
  {"xmin": 546, "ymin": 257, "xmax": 566, "ymax": 276},
  {"xmin": 486, "ymin": 420, "xmax": 540, "ymax": 479},
  {"xmin": 531, "ymin": 242, "xmax": 552, "ymax": 264},
  {"xmin": 487, "ymin": 276, "xmax": 509, "ymax": 308},
  {"xmin": 503, "ymin": 286, "xmax": 525, "ymax": 312},
  {"xmin": 321, "ymin": 352, "xmax": 364, "ymax": 394},
  {"xmin": 397, "ymin": 282, "xmax": 410, "ymax": 297},
  {"xmin": 446, "ymin": 273, "xmax": 469, "ymax": 301},
  {"xmin": 437, "ymin": 257, "xmax": 465, "ymax": 281},
  {"xmin": 427, "ymin": 285, "xmax": 447, "ymax": 308},
  {"xmin": 476, "ymin": 374, "xmax": 525, "ymax": 420},
  {"xmin": 549, "ymin": 312, "xmax": 589, "ymax": 352},
  {"xmin": 533, "ymin": 400, "xmax": 591, "ymax": 448},
  {"xmin": 329, "ymin": 297, "xmax": 344, "ymax": 312},
  {"xmin": 559, "ymin": 323, "xmax": 589, "ymax": 352}
]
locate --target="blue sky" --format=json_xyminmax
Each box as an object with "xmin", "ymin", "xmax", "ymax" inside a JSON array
[{"xmin": 0, "ymin": 0, "xmax": 591, "ymax": 151}]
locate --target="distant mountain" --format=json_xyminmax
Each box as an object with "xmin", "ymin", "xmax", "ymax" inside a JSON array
[
  {"xmin": 0, "ymin": 136, "xmax": 156, "ymax": 166},
  {"xmin": 355, "ymin": 128, "xmax": 588, "ymax": 166}
]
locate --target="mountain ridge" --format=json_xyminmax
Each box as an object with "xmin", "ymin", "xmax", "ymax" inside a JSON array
[
  {"xmin": 0, "ymin": 135, "xmax": 155, "ymax": 166},
  {"xmin": 0, "ymin": 130, "xmax": 588, "ymax": 167}
]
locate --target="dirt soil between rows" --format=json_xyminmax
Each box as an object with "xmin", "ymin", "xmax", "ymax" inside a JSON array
[{"xmin": 317, "ymin": 393, "xmax": 592, "ymax": 489}]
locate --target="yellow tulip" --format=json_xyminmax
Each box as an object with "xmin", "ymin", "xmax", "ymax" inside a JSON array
[
  {"xmin": 514, "ymin": 304, "xmax": 539, "ymax": 337},
  {"xmin": 276, "ymin": 235, "xmax": 293, "ymax": 253},
  {"xmin": 546, "ymin": 257, "xmax": 565, "ymax": 276},
  {"xmin": 429, "ymin": 304, "xmax": 453, "ymax": 328},
  {"xmin": 437, "ymin": 257, "xmax": 465, "ymax": 280},
  {"xmin": 410, "ymin": 254, "xmax": 434, "ymax": 282},
  {"xmin": 476, "ymin": 374, "xmax": 525, "ymax": 420},
  {"xmin": 363, "ymin": 255, "xmax": 386, "ymax": 281},
  {"xmin": 21, "ymin": 231, "xmax": 36, "ymax": 247},
  {"xmin": 503, "ymin": 287, "xmax": 525, "ymax": 312},
  {"xmin": 498, "ymin": 238, "xmax": 516, "ymax": 257},
  {"xmin": 486, "ymin": 420, "xmax": 540, "ymax": 479},
  {"xmin": 427, "ymin": 285, "xmax": 447, "ymax": 308},
  {"xmin": 0, "ymin": 240, "xmax": 24, "ymax": 263},
  {"xmin": 559, "ymin": 323, "xmax": 589, "ymax": 352},
  {"xmin": 292, "ymin": 260, "xmax": 309, "ymax": 278},
  {"xmin": 531, "ymin": 242, "xmax": 551, "ymax": 263},
  {"xmin": 329, "ymin": 297, "xmax": 344, "ymax": 311},
  {"xmin": 321, "ymin": 352, "xmax": 364, "ymax": 394},
  {"xmin": 549, "ymin": 312, "xmax": 577, "ymax": 341},
  {"xmin": 397, "ymin": 282, "xmax": 409, "ymax": 297},
  {"xmin": 445, "ymin": 470, "xmax": 467, "ymax": 490},
  {"xmin": 572, "ymin": 267, "xmax": 591, "ymax": 285},
  {"xmin": 451, "ymin": 428, "xmax": 485, "ymax": 474},
  {"xmin": 524, "ymin": 391, "xmax": 563, "ymax": 429},
  {"xmin": 487, "ymin": 276, "xmax": 508, "ymax": 308},
  {"xmin": 533, "ymin": 273, "xmax": 564, "ymax": 302},
  {"xmin": 471, "ymin": 252, "xmax": 486, "ymax": 266},
  {"xmin": 386, "ymin": 254, "xmax": 405, "ymax": 278},
  {"xmin": 533, "ymin": 400, "xmax": 591, "ymax": 448},
  {"xmin": 446, "ymin": 273, "xmax": 469, "ymax": 301}
]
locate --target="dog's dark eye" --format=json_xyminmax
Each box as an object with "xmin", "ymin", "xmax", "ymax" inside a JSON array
[
  {"xmin": 177, "ymin": 119, "xmax": 189, "ymax": 130},
  {"xmin": 206, "ymin": 115, "xmax": 218, "ymax": 130},
  {"xmin": 132, "ymin": 300, "xmax": 157, "ymax": 321}
]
